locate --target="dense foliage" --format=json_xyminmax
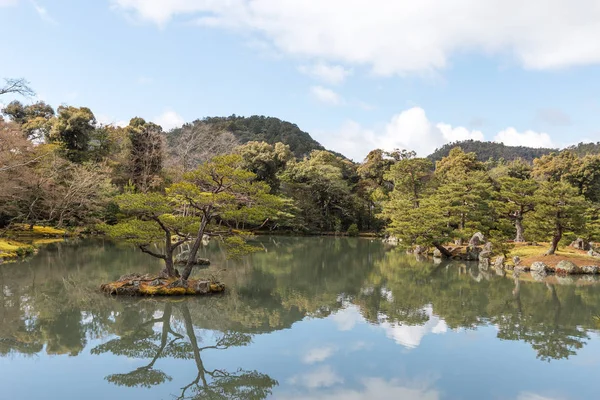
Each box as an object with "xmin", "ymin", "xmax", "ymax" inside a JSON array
[
  {"xmin": 384, "ymin": 147, "xmax": 600, "ymax": 255},
  {"xmin": 5, "ymin": 79, "xmax": 600, "ymax": 266},
  {"xmin": 429, "ymin": 139, "xmax": 556, "ymax": 163},
  {"xmin": 170, "ymin": 115, "xmax": 326, "ymax": 159}
]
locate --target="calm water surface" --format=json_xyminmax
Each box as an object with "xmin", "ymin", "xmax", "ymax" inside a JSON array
[{"xmin": 1, "ymin": 237, "xmax": 600, "ymax": 399}]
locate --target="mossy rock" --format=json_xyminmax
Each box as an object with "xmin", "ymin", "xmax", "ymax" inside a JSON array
[
  {"xmin": 100, "ymin": 274, "xmax": 225, "ymax": 296},
  {"xmin": 555, "ymin": 260, "xmax": 579, "ymax": 275}
]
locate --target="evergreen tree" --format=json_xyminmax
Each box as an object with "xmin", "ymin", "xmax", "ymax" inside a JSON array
[{"xmin": 526, "ymin": 181, "xmax": 588, "ymax": 255}]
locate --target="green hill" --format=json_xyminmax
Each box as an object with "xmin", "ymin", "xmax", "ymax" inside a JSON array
[
  {"xmin": 565, "ymin": 142, "xmax": 600, "ymax": 157},
  {"xmin": 428, "ymin": 140, "xmax": 557, "ymax": 163},
  {"xmin": 197, "ymin": 115, "xmax": 325, "ymax": 158}
]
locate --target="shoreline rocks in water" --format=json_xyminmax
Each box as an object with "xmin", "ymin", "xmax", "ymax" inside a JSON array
[{"xmin": 100, "ymin": 273, "xmax": 225, "ymax": 296}]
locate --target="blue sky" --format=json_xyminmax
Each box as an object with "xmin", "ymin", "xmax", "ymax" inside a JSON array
[{"xmin": 2, "ymin": 0, "xmax": 600, "ymax": 160}]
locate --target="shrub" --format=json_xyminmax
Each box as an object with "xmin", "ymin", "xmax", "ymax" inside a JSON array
[{"xmin": 347, "ymin": 223, "xmax": 359, "ymax": 237}]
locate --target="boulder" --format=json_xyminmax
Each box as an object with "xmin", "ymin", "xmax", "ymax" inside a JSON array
[
  {"xmin": 483, "ymin": 242, "xmax": 493, "ymax": 252},
  {"xmin": 570, "ymin": 238, "xmax": 590, "ymax": 251},
  {"xmin": 479, "ymin": 250, "xmax": 492, "ymax": 260},
  {"xmin": 469, "ymin": 232, "xmax": 486, "ymax": 246},
  {"xmin": 414, "ymin": 245, "xmax": 427, "ymax": 255},
  {"xmin": 194, "ymin": 280, "xmax": 211, "ymax": 294},
  {"xmin": 555, "ymin": 260, "xmax": 579, "ymax": 275},
  {"xmin": 493, "ymin": 255, "xmax": 505, "ymax": 269},
  {"xmin": 513, "ymin": 256, "xmax": 521, "ymax": 266},
  {"xmin": 466, "ymin": 246, "xmax": 482, "ymax": 261},
  {"xmin": 494, "ymin": 266, "xmax": 506, "ymax": 277},
  {"xmin": 588, "ymin": 250, "xmax": 600, "ymax": 258},
  {"xmin": 433, "ymin": 248, "xmax": 442, "ymax": 258},
  {"xmin": 530, "ymin": 262, "xmax": 548, "ymax": 274},
  {"xmin": 582, "ymin": 265, "xmax": 600, "ymax": 275}
]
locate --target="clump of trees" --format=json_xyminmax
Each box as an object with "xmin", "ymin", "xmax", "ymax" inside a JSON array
[
  {"xmin": 382, "ymin": 147, "xmax": 600, "ymax": 256},
  {"xmin": 5, "ymin": 76, "xmax": 600, "ymax": 269}
]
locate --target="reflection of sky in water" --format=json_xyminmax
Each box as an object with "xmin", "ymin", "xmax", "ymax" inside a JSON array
[{"xmin": 2, "ymin": 238, "xmax": 600, "ymax": 399}]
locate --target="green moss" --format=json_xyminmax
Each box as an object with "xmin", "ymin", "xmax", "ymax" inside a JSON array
[
  {"xmin": 8, "ymin": 224, "xmax": 66, "ymax": 237},
  {"xmin": 101, "ymin": 276, "xmax": 226, "ymax": 296},
  {"xmin": 0, "ymin": 239, "xmax": 35, "ymax": 259}
]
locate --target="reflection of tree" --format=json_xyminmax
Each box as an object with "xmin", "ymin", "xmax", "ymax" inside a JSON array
[
  {"xmin": 3, "ymin": 236, "xmax": 600, "ymax": 368},
  {"xmin": 91, "ymin": 302, "xmax": 277, "ymax": 399},
  {"xmin": 177, "ymin": 303, "xmax": 277, "ymax": 400},
  {"xmin": 357, "ymin": 248, "xmax": 597, "ymax": 360},
  {"xmin": 92, "ymin": 303, "xmax": 182, "ymax": 387},
  {"xmin": 492, "ymin": 280, "xmax": 588, "ymax": 361}
]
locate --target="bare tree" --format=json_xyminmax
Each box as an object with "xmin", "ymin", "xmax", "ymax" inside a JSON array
[
  {"xmin": 166, "ymin": 121, "xmax": 239, "ymax": 176},
  {"xmin": 0, "ymin": 78, "xmax": 35, "ymax": 97}
]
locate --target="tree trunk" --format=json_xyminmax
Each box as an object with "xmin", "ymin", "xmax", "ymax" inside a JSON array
[
  {"xmin": 514, "ymin": 218, "xmax": 525, "ymax": 242},
  {"xmin": 433, "ymin": 242, "xmax": 453, "ymax": 258},
  {"xmin": 545, "ymin": 224, "xmax": 562, "ymax": 256},
  {"xmin": 163, "ymin": 229, "xmax": 176, "ymax": 277},
  {"xmin": 182, "ymin": 212, "xmax": 210, "ymax": 281}
]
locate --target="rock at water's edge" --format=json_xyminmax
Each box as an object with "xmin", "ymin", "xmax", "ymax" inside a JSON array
[{"xmin": 555, "ymin": 260, "xmax": 579, "ymax": 275}]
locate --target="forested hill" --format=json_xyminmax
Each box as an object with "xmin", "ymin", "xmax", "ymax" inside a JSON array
[
  {"xmin": 179, "ymin": 115, "xmax": 326, "ymax": 158},
  {"xmin": 428, "ymin": 140, "xmax": 557, "ymax": 162},
  {"xmin": 565, "ymin": 142, "xmax": 600, "ymax": 157}
]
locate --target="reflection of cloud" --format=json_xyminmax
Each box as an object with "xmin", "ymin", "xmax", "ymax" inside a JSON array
[
  {"xmin": 380, "ymin": 288, "xmax": 394, "ymax": 302},
  {"xmin": 517, "ymin": 393, "xmax": 565, "ymax": 400},
  {"xmin": 288, "ymin": 366, "xmax": 343, "ymax": 389},
  {"xmin": 278, "ymin": 377, "xmax": 439, "ymax": 400},
  {"xmin": 380, "ymin": 306, "xmax": 447, "ymax": 349},
  {"xmin": 303, "ymin": 346, "xmax": 335, "ymax": 364},
  {"xmin": 349, "ymin": 341, "xmax": 372, "ymax": 352},
  {"xmin": 331, "ymin": 305, "xmax": 364, "ymax": 331}
]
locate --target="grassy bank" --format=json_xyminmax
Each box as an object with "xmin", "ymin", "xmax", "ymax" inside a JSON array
[
  {"xmin": 6, "ymin": 224, "xmax": 67, "ymax": 238},
  {"xmin": 0, "ymin": 239, "xmax": 35, "ymax": 260},
  {"xmin": 508, "ymin": 243, "xmax": 599, "ymax": 267}
]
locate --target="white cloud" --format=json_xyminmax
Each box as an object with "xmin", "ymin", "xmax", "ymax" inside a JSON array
[
  {"xmin": 517, "ymin": 393, "xmax": 565, "ymax": 400},
  {"xmin": 317, "ymin": 107, "xmax": 483, "ymax": 160},
  {"xmin": 277, "ymin": 377, "xmax": 439, "ymax": 400},
  {"xmin": 302, "ymin": 346, "xmax": 335, "ymax": 364},
  {"xmin": 310, "ymin": 86, "xmax": 343, "ymax": 106},
  {"xmin": 494, "ymin": 127, "xmax": 555, "ymax": 148},
  {"xmin": 112, "ymin": 0, "xmax": 600, "ymax": 75},
  {"xmin": 299, "ymin": 63, "xmax": 352, "ymax": 85},
  {"xmin": 437, "ymin": 123, "xmax": 484, "ymax": 142},
  {"xmin": 331, "ymin": 305, "xmax": 366, "ymax": 331},
  {"xmin": 32, "ymin": 1, "xmax": 57, "ymax": 24},
  {"xmin": 379, "ymin": 306, "xmax": 448, "ymax": 349},
  {"xmin": 96, "ymin": 114, "xmax": 128, "ymax": 127},
  {"xmin": 288, "ymin": 366, "xmax": 343, "ymax": 389},
  {"xmin": 153, "ymin": 110, "xmax": 185, "ymax": 131}
]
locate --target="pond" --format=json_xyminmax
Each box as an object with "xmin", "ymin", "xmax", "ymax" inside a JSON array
[{"xmin": 1, "ymin": 236, "xmax": 600, "ymax": 399}]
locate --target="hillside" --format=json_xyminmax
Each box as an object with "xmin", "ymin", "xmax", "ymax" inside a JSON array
[
  {"xmin": 565, "ymin": 142, "xmax": 600, "ymax": 157},
  {"xmin": 428, "ymin": 140, "xmax": 557, "ymax": 163},
  {"xmin": 198, "ymin": 115, "xmax": 325, "ymax": 158}
]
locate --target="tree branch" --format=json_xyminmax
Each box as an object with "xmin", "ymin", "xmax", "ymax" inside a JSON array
[{"xmin": 139, "ymin": 245, "xmax": 166, "ymax": 260}]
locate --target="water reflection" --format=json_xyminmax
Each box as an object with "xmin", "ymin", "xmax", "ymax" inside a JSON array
[
  {"xmin": 1, "ymin": 237, "xmax": 600, "ymax": 399},
  {"xmin": 92, "ymin": 301, "xmax": 277, "ymax": 399}
]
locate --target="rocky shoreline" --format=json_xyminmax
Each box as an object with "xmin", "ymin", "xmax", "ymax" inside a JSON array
[
  {"xmin": 385, "ymin": 233, "xmax": 600, "ymax": 277},
  {"xmin": 100, "ymin": 273, "xmax": 226, "ymax": 296}
]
